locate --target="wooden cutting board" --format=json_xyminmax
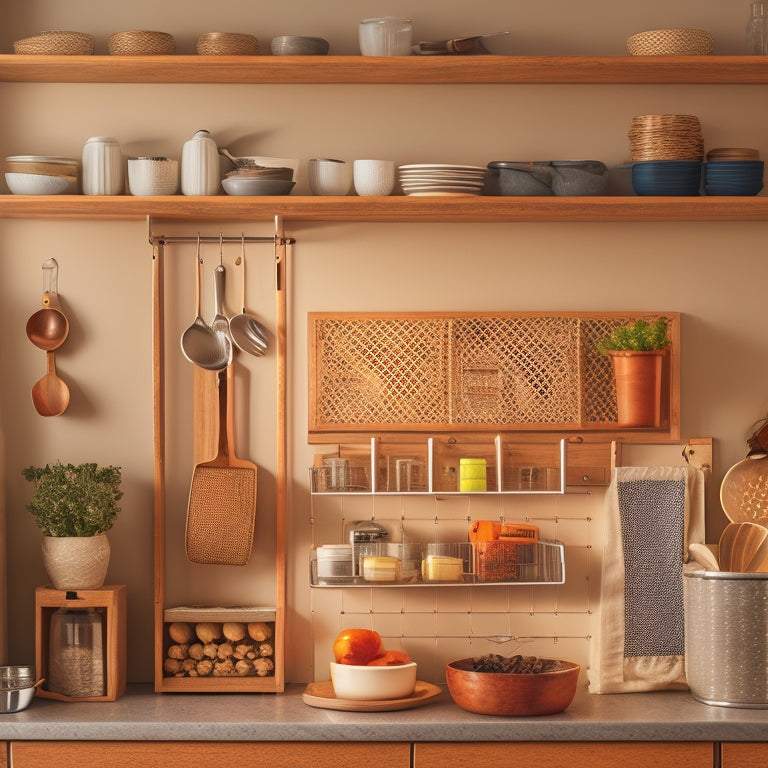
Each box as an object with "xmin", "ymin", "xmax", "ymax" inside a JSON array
[{"xmin": 302, "ymin": 679, "xmax": 442, "ymax": 712}]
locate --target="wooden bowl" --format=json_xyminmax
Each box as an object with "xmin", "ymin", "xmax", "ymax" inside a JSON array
[{"xmin": 445, "ymin": 657, "xmax": 580, "ymax": 716}]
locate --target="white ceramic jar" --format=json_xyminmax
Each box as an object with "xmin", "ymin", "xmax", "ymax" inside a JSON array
[
  {"xmin": 82, "ymin": 137, "xmax": 124, "ymax": 195},
  {"xmin": 181, "ymin": 129, "xmax": 220, "ymax": 196}
]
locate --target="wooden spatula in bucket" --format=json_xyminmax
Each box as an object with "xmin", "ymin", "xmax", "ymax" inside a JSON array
[{"xmin": 185, "ymin": 363, "xmax": 257, "ymax": 565}]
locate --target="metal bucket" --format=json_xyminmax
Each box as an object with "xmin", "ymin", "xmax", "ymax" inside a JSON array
[{"xmin": 684, "ymin": 570, "xmax": 768, "ymax": 707}]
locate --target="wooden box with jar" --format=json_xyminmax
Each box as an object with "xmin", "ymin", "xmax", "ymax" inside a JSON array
[{"xmin": 35, "ymin": 585, "xmax": 127, "ymax": 702}]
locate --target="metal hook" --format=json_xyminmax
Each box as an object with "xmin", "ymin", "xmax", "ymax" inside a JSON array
[
  {"xmin": 219, "ymin": 232, "xmax": 224, "ymax": 266},
  {"xmin": 196, "ymin": 232, "xmax": 202, "ymax": 264},
  {"xmin": 236, "ymin": 232, "xmax": 244, "ymax": 266},
  {"xmin": 41, "ymin": 258, "xmax": 59, "ymax": 295}
]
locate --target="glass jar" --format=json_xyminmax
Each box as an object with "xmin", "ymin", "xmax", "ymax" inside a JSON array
[
  {"xmin": 48, "ymin": 608, "xmax": 105, "ymax": 697},
  {"xmin": 747, "ymin": 0, "xmax": 768, "ymax": 54},
  {"xmin": 358, "ymin": 17, "xmax": 412, "ymax": 56}
]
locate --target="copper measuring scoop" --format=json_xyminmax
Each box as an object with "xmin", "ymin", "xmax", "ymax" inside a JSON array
[{"xmin": 26, "ymin": 259, "xmax": 70, "ymax": 416}]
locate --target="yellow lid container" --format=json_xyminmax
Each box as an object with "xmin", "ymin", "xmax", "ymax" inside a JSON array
[{"xmin": 459, "ymin": 458, "xmax": 487, "ymax": 492}]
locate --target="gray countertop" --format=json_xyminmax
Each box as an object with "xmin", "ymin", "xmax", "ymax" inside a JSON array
[{"xmin": 1, "ymin": 684, "xmax": 768, "ymax": 742}]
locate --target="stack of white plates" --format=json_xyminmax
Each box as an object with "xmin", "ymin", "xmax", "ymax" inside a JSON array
[{"xmin": 398, "ymin": 164, "xmax": 486, "ymax": 196}]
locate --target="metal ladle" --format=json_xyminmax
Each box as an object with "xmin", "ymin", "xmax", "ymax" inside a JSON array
[
  {"xmin": 26, "ymin": 259, "xmax": 69, "ymax": 351},
  {"xmin": 229, "ymin": 238, "xmax": 268, "ymax": 357},
  {"xmin": 180, "ymin": 236, "xmax": 231, "ymax": 371}
]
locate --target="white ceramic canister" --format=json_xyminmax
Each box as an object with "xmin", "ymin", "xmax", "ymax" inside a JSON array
[
  {"xmin": 181, "ymin": 129, "xmax": 220, "ymax": 196},
  {"xmin": 82, "ymin": 137, "xmax": 124, "ymax": 195}
]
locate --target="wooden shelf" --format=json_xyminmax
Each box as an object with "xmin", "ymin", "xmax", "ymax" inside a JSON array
[
  {"xmin": 2, "ymin": 54, "xmax": 768, "ymax": 84},
  {"xmin": 2, "ymin": 194, "xmax": 768, "ymax": 223}
]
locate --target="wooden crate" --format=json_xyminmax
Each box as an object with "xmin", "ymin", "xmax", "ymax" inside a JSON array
[{"xmin": 35, "ymin": 585, "xmax": 127, "ymax": 702}]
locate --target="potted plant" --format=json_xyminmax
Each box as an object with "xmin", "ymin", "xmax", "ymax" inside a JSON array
[
  {"xmin": 597, "ymin": 318, "xmax": 670, "ymax": 428},
  {"xmin": 22, "ymin": 462, "xmax": 123, "ymax": 590}
]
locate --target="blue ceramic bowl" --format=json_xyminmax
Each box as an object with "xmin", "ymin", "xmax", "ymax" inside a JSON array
[
  {"xmin": 631, "ymin": 161, "xmax": 702, "ymax": 196},
  {"xmin": 704, "ymin": 160, "xmax": 764, "ymax": 196}
]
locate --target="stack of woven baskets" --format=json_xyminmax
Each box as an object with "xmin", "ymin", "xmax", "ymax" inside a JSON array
[{"xmin": 628, "ymin": 114, "xmax": 704, "ymax": 162}]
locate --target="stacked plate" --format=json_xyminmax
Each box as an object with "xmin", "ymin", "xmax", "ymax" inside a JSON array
[
  {"xmin": 398, "ymin": 164, "xmax": 486, "ymax": 196},
  {"xmin": 628, "ymin": 114, "xmax": 704, "ymax": 162}
]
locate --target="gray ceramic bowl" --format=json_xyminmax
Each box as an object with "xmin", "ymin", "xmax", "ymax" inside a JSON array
[
  {"xmin": 222, "ymin": 177, "xmax": 295, "ymax": 196},
  {"xmin": 270, "ymin": 35, "xmax": 329, "ymax": 55}
]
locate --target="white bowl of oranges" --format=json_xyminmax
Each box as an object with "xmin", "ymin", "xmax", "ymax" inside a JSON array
[{"xmin": 330, "ymin": 628, "xmax": 416, "ymax": 701}]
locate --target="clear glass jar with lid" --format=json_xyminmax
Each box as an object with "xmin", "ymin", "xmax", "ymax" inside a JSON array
[{"xmin": 47, "ymin": 607, "xmax": 105, "ymax": 698}]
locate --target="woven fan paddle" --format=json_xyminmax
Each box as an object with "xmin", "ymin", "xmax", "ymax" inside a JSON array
[{"xmin": 185, "ymin": 364, "xmax": 257, "ymax": 565}]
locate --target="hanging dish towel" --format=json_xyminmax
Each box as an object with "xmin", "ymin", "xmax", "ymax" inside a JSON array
[{"xmin": 589, "ymin": 465, "xmax": 706, "ymax": 693}]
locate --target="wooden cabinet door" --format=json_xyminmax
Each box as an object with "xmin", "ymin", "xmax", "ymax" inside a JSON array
[
  {"xmin": 414, "ymin": 742, "xmax": 713, "ymax": 768},
  {"xmin": 722, "ymin": 743, "xmax": 768, "ymax": 767},
  {"xmin": 11, "ymin": 741, "xmax": 411, "ymax": 768}
]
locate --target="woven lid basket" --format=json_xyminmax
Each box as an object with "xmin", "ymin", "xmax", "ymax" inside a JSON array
[
  {"xmin": 196, "ymin": 32, "xmax": 259, "ymax": 55},
  {"xmin": 628, "ymin": 113, "xmax": 704, "ymax": 161},
  {"xmin": 14, "ymin": 31, "xmax": 95, "ymax": 55},
  {"xmin": 107, "ymin": 30, "xmax": 176, "ymax": 55},
  {"xmin": 627, "ymin": 28, "xmax": 715, "ymax": 56}
]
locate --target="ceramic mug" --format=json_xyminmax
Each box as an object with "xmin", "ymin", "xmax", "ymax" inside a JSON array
[
  {"xmin": 353, "ymin": 159, "xmax": 396, "ymax": 196},
  {"xmin": 308, "ymin": 158, "xmax": 353, "ymax": 195}
]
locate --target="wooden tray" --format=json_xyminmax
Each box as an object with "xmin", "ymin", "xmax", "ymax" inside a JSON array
[{"xmin": 302, "ymin": 679, "xmax": 442, "ymax": 711}]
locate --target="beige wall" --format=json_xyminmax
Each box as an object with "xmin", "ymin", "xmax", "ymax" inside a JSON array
[{"xmin": 1, "ymin": 2, "xmax": 767, "ymax": 684}]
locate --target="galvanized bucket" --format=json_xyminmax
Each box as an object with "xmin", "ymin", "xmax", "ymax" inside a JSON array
[{"xmin": 684, "ymin": 570, "xmax": 768, "ymax": 708}]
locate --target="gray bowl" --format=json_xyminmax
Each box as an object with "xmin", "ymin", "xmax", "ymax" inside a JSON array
[
  {"xmin": 222, "ymin": 177, "xmax": 295, "ymax": 196},
  {"xmin": 0, "ymin": 685, "xmax": 36, "ymax": 714},
  {"xmin": 484, "ymin": 160, "xmax": 608, "ymax": 196},
  {"xmin": 270, "ymin": 35, "xmax": 329, "ymax": 55}
]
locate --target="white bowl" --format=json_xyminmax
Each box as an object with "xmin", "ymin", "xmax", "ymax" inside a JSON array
[
  {"xmin": 5, "ymin": 172, "xmax": 76, "ymax": 195},
  {"xmin": 222, "ymin": 177, "xmax": 295, "ymax": 196},
  {"xmin": 330, "ymin": 660, "xmax": 417, "ymax": 700},
  {"xmin": 128, "ymin": 157, "xmax": 179, "ymax": 196}
]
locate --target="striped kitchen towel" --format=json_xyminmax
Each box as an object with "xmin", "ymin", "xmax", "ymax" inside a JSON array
[{"xmin": 588, "ymin": 465, "xmax": 705, "ymax": 693}]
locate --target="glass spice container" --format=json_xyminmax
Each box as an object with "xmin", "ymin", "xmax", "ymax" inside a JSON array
[
  {"xmin": 747, "ymin": 0, "xmax": 768, "ymax": 54},
  {"xmin": 48, "ymin": 607, "xmax": 105, "ymax": 698}
]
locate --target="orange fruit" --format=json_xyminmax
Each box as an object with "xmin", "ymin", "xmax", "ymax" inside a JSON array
[
  {"xmin": 367, "ymin": 650, "xmax": 412, "ymax": 666},
  {"xmin": 332, "ymin": 628, "xmax": 384, "ymax": 665}
]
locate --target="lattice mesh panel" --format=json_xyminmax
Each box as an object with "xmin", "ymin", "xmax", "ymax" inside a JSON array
[
  {"xmin": 313, "ymin": 317, "xmax": 449, "ymax": 425},
  {"xmin": 310, "ymin": 313, "xmax": 670, "ymax": 431},
  {"xmin": 450, "ymin": 316, "xmax": 581, "ymax": 424}
]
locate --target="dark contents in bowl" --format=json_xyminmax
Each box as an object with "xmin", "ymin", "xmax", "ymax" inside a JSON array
[{"xmin": 471, "ymin": 653, "xmax": 567, "ymax": 674}]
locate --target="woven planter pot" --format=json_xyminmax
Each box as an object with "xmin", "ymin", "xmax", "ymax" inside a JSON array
[
  {"xmin": 609, "ymin": 350, "xmax": 666, "ymax": 428},
  {"xmin": 41, "ymin": 534, "xmax": 110, "ymax": 591}
]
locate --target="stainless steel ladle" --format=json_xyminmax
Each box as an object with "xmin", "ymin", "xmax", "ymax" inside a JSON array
[
  {"xmin": 229, "ymin": 240, "xmax": 269, "ymax": 357},
  {"xmin": 180, "ymin": 236, "xmax": 231, "ymax": 371}
]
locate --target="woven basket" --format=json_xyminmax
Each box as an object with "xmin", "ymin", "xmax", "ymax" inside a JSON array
[
  {"xmin": 629, "ymin": 113, "xmax": 704, "ymax": 161},
  {"xmin": 627, "ymin": 28, "xmax": 715, "ymax": 56},
  {"xmin": 196, "ymin": 32, "xmax": 259, "ymax": 55},
  {"xmin": 14, "ymin": 31, "xmax": 95, "ymax": 55},
  {"xmin": 107, "ymin": 30, "xmax": 176, "ymax": 55},
  {"xmin": 41, "ymin": 534, "xmax": 110, "ymax": 590}
]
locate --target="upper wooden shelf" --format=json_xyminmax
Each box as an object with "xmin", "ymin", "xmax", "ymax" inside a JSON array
[
  {"xmin": 1, "ymin": 54, "xmax": 768, "ymax": 84},
  {"xmin": 1, "ymin": 194, "xmax": 767, "ymax": 222}
]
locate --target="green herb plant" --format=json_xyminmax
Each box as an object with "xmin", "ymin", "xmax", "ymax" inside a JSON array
[
  {"xmin": 22, "ymin": 462, "xmax": 123, "ymax": 537},
  {"xmin": 596, "ymin": 318, "xmax": 670, "ymax": 355}
]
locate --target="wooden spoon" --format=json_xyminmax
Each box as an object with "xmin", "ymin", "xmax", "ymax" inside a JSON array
[
  {"xmin": 731, "ymin": 522, "xmax": 768, "ymax": 572},
  {"xmin": 31, "ymin": 351, "xmax": 70, "ymax": 417},
  {"xmin": 745, "ymin": 527, "xmax": 768, "ymax": 572},
  {"xmin": 718, "ymin": 522, "xmax": 742, "ymax": 572},
  {"xmin": 688, "ymin": 542, "xmax": 720, "ymax": 571}
]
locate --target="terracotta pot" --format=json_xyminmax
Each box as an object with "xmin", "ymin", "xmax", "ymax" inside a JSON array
[
  {"xmin": 610, "ymin": 349, "xmax": 666, "ymax": 428},
  {"xmin": 41, "ymin": 534, "xmax": 110, "ymax": 590}
]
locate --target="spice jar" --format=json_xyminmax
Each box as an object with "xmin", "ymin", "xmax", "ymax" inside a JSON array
[{"xmin": 48, "ymin": 607, "xmax": 105, "ymax": 698}]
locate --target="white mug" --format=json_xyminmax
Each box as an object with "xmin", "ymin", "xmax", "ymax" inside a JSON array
[
  {"xmin": 308, "ymin": 158, "xmax": 352, "ymax": 196},
  {"xmin": 353, "ymin": 159, "xmax": 396, "ymax": 196}
]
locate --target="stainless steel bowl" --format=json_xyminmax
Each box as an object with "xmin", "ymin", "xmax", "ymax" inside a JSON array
[{"xmin": 0, "ymin": 685, "xmax": 36, "ymax": 714}]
